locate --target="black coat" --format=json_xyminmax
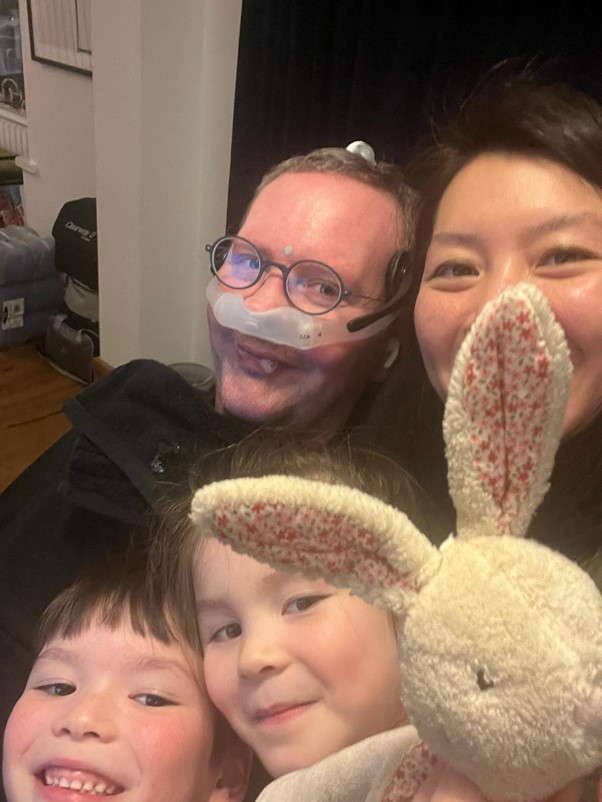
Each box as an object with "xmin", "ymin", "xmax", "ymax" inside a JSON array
[{"xmin": 0, "ymin": 359, "xmax": 253, "ymax": 787}]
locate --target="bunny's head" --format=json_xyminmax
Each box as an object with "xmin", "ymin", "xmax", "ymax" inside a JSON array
[{"xmin": 191, "ymin": 284, "xmax": 602, "ymax": 801}]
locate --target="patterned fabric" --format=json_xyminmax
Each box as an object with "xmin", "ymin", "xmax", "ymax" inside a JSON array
[
  {"xmin": 191, "ymin": 476, "xmax": 440, "ymax": 614},
  {"xmin": 464, "ymin": 295, "xmax": 552, "ymax": 529},
  {"xmin": 382, "ymin": 742, "xmax": 438, "ymax": 802},
  {"xmin": 445, "ymin": 283, "xmax": 571, "ymax": 540},
  {"xmin": 214, "ymin": 499, "xmax": 414, "ymax": 590}
]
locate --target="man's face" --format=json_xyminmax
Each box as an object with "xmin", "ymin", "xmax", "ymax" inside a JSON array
[
  {"xmin": 2, "ymin": 617, "xmax": 248, "ymax": 802},
  {"xmin": 207, "ymin": 172, "xmax": 402, "ymax": 431}
]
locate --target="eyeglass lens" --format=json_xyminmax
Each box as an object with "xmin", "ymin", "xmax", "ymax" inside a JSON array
[
  {"xmin": 210, "ymin": 236, "xmax": 344, "ymax": 314},
  {"xmin": 212, "ymin": 237, "xmax": 261, "ymax": 288}
]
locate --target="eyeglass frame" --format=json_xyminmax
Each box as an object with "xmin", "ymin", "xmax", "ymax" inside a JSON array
[{"xmin": 205, "ymin": 235, "xmax": 385, "ymax": 316}]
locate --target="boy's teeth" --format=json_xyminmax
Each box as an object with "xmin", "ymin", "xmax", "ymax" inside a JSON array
[
  {"xmin": 43, "ymin": 769, "xmax": 120, "ymax": 795},
  {"xmin": 259, "ymin": 358, "xmax": 276, "ymax": 374}
]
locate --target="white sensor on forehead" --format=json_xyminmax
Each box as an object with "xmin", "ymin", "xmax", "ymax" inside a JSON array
[
  {"xmin": 283, "ymin": 245, "xmax": 293, "ymax": 256},
  {"xmin": 206, "ymin": 278, "xmax": 395, "ymax": 350},
  {"xmin": 346, "ymin": 141, "xmax": 376, "ymax": 165}
]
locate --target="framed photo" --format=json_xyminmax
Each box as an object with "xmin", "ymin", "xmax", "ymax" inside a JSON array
[{"xmin": 27, "ymin": 0, "xmax": 92, "ymax": 75}]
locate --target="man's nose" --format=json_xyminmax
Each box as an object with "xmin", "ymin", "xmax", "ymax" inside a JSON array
[
  {"xmin": 238, "ymin": 627, "xmax": 290, "ymax": 678},
  {"xmin": 244, "ymin": 267, "xmax": 290, "ymax": 312},
  {"xmin": 52, "ymin": 693, "xmax": 118, "ymax": 742}
]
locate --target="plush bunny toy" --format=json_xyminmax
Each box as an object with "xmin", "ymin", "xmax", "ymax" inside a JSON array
[{"xmin": 191, "ymin": 284, "xmax": 602, "ymax": 802}]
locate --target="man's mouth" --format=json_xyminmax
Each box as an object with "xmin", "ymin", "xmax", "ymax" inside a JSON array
[
  {"xmin": 259, "ymin": 358, "xmax": 277, "ymax": 375},
  {"xmin": 235, "ymin": 338, "xmax": 298, "ymax": 376},
  {"xmin": 38, "ymin": 766, "xmax": 123, "ymax": 796}
]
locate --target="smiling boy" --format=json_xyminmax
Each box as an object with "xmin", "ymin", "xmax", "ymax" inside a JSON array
[{"xmin": 2, "ymin": 557, "xmax": 251, "ymax": 802}]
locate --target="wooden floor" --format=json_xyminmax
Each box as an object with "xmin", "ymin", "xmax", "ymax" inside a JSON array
[{"xmin": 0, "ymin": 341, "xmax": 83, "ymax": 492}]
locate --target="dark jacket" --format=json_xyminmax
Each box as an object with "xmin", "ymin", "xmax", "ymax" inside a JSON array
[{"xmin": 0, "ymin": 359, "xmax": 253, "ymax": 782}]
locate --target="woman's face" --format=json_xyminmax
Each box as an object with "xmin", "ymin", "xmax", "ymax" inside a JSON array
[{"xmin": 415, "ymin": 153, "xmax": 602, "ymax": 436}]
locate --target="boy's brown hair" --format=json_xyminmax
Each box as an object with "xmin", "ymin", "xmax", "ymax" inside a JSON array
[{"xmin": 36, "ymin": 548, "xmax": 196, "ymax": 652}]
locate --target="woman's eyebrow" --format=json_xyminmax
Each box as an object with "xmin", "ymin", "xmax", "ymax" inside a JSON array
[
  {"xmin": 524, "ymin": 212, "xmax": 602, "ymax": 238},
  {"xmin": 431, "ymin": 212, "xmax": 602, "ymax": 248},
  {"xmin": 429, "ymin": 231, "xmax": 481, "ymax": 248}
]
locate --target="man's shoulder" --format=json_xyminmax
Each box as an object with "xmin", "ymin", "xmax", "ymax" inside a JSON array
[
  {"xmin": 69, "ymin": 358, "xmax": 214, "ymax": 433},
  {"xmin": 82, "ymin": 358, "xmax": 207, "ymax": 399},
  {"xmin": 62, "ymin": 358, "xmax": 255, "ymax": 517}
]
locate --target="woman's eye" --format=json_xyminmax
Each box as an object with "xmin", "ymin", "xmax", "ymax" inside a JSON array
[
  {"xmin": 431, "ymin": 261, "xmax": 478, "ymax": 279},
  {"xmin": 35, "ymin": 683, "xmax": 75, "ymax": 696},
  {"xmin": 539, "ymin": 247, "xmax": 595, "ymax": 266},
  {"xmin": 284, "ymin": 595, "xmax": 327, "ymax": 614},
  {"xmin": 211, "ymin": 622, "xmax": 242, "ymax": 643},
  {"xmin": 134, "ymin": 693, "xmax": 175, "ymax": 707}
]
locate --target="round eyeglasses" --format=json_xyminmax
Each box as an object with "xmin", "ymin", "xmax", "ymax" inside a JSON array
[{"xmin": 205, "ymin": 235, "xmax": 383, "ymax": 316}]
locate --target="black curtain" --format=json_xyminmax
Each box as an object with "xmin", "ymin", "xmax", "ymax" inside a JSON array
[{"xmin": 227, "ymin": 0, "xmax": 601, "ymax": 229}]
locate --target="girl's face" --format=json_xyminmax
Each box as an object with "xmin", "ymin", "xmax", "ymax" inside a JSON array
[
  {"xmin": 415, "ymin": 153, "xmax": 602, "ymax": 437},
  {"xmin": 195, "ymin": 540, "xmax": 405, "ymax": 778}
]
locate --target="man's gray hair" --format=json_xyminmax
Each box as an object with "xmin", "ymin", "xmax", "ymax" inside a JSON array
[{"xmin": 249, "ymin": 146, "xmax": 416, "ymax": 250}]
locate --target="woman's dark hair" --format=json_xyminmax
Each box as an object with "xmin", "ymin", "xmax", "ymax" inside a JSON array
[
  {"xmin": 398, "ymin": 63, "xmax": 602, "ymax": 587},
  {"xmin": 409, "ymin": 63, "xmax": 602, "ymax": 268}
]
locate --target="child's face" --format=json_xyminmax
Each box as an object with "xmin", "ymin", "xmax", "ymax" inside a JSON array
[
  {"xmin": 195, "ymin": 540, "xmax": 406, "ymax": 778},
  {"xmin": 3, "ymin": 615, "xmax": 241, "ymax": 802}
]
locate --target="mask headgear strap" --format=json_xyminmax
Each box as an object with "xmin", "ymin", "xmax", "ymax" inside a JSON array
[{"xmin": 344, "ymin": 140, "xmax": 412, "ymax": 333}]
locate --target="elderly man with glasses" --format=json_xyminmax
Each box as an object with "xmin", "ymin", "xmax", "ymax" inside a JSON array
[{"xmin": 0, "ymin": 144, "xmax": 416, "ymax": 772}]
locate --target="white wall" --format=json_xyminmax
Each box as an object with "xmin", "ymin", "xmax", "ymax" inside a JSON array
[
  {"xmin": 93, "ymin": 0, "xmax": 242, "ymax": 368},
  {"xmin": 18, "ymin": 0, "xmax": 241, "ymax": 368},
  {"xmin": 17, "ymin": 0, "xmax": 96, "ymax": 237}
]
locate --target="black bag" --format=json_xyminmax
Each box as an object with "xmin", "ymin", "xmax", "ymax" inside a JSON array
[
  {"xmin": 52, "ymin": 198, "xmax": 98, "ymax": 290},
  {"xmin": 51, "ymin": 197, "xmax": 100, "ymax": 357},
  {"xmin": 41, "ymin": 314, "xmax": 95, "ymax": 384}
]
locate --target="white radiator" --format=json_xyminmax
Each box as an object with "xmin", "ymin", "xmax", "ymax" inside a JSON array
[{"xmin": 0, "ymin": 108, "xmax": 28, "ymax": 156}]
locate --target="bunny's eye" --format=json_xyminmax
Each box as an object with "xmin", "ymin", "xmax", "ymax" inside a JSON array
[{"xmin": 476, "ymin": 669, "xmax": 495, "ymax": 691}]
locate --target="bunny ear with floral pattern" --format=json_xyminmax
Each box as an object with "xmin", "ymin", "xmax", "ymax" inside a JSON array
[
  {"xmin": 444, "ymin": 283, "xmax": 572, "ymax": 541},
  {"xmin": 190, "ymin": 476, "xmax": 440, "ymax": 616}
]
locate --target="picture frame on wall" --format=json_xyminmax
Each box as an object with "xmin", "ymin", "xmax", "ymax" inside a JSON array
[{"xmin": 27, "ymin": 0, "xmax": 92, "ymax": 75}]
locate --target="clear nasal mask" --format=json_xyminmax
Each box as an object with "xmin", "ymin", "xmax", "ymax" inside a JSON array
[{"xmin": 206, "ymin": 278, "xmax": 397, "ymax": 350}]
